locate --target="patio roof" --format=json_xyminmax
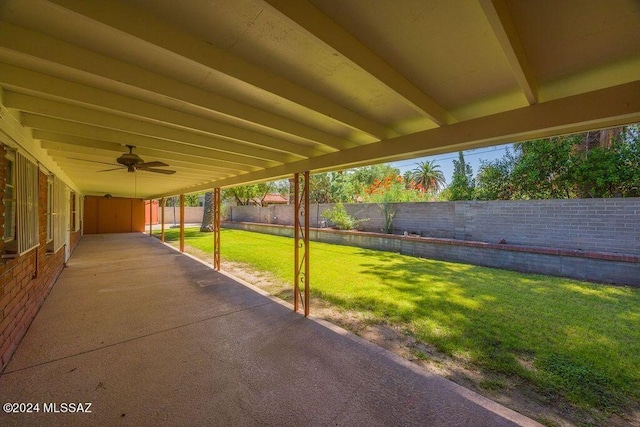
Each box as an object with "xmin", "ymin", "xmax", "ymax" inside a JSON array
[{"xmin": 0, "ymin": 0, "xmax": 639, "ymax": 199}]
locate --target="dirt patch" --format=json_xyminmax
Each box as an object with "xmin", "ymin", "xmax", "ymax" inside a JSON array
[{"xmin": 178, "ymin": 245, "xmax": 636, "ymax": 427}]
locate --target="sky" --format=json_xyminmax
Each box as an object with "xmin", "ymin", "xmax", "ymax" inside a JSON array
[{"xmin": 389, "ymin": 143, "xmax": 512, "ymax": 185}]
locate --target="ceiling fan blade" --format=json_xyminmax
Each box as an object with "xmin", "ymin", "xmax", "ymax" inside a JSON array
[
  {"xmin": 98, "ymin": 167, "xmax": 125, "ymax": 172},
  {"xmin": 142, "ymin": 168, "xmax": 176, "ymax": 175},
  {"xmin": 67, "ymin": 157, "xmax": 119, "ymax": 167},
  {"xmin": 137, "ymin": 161, "xmax": 169, "ymax": 168}
]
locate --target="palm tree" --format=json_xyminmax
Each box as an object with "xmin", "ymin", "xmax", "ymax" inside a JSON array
[{"xmin": 411, "ymin": 160, "xmax": 446, "ymax": 193}]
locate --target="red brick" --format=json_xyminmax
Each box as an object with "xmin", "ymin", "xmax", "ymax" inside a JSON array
[
  {"xmin": 0, "ymin": 306, "xmax": 17, "ymax": 337},
  {"xmin": 0, "ymin": 292, "xmax": 10, "ymax": 310}
]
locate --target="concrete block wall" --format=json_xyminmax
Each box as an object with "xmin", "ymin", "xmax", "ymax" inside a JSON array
[
  {"xmin": 159, "ymin": 206, "xmax": 204, "ymax": 224},
  {"xmin": 223, "ymin": 222, "xmax": 640, "ymax": 286},
  {"xmin": 0, "ymin": 148, "xmax": 80, "ymax": 369},
  {"xmin": 228, "ymin": 198, "xmax": 640, "ymax": 255},
  {"xmin": 460, "ymin": 199, "xmax": 640, "ymax": 254}
]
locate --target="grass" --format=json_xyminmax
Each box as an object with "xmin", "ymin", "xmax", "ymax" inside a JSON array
[{"xmin": 157, "ymin": 227, "xmax": 640, "ymax": 419}]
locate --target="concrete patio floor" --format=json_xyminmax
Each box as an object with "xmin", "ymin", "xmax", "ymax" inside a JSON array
[{"xmin": 0, "ymin": 233, "xmax": 540, "ymax": 426}]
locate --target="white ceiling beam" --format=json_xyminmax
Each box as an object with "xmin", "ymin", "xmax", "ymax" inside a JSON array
[
  {"xmin": 34, "ymin": 132, "xmax": 241, "ymax": 174},
  {"xmin": 41, "ymin": 142, "xmax": 235, "ymax": 176},
  {"xmin": 24, "ymin": 117, "xmax": 264, "ymax": 171},
  {"xmin": 0, "ymin": 21, "xmax": 350, "ymax": 152},
  {"xmin": 264, "ymin": 0, "xmax": 452, "ymax": 126},
  {"xmin": 54, "ymin": 169, "xmax": 217, "ymax": 187},
  {"xmin": 34, "ymin": 131, "xmax": 128, "ymax": 153},
  {"xmin": 51, "ymin": 160, "xmax": 224, "ymax": 182},
  {"xmin": 0, "ymin": 67, "xmax": 311, "ymax": 161},
  {"xmin": 49, "ymin": 0, "xmax": 392, "ymax": 140},
  {"xmin": 21, "ymin": 114, "xmax": 277, "ymax": 169},
  {"xmin": 155, "ymin": 80, "xmax": 640, "ymax": 196},
  {"xmin": 32, "ymin": 128, "xmax": 259, "ymax": 174},
  {"xmin": 478, "ymin": 0, "xmax": 538, "ymax": 105}
]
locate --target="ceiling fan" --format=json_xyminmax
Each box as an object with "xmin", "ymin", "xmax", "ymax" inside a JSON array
[{"xmin": 97, "ymin": 145, "xmax": 176, "ymax": 175}]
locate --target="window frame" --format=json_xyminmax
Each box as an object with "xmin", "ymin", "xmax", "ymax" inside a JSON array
[
  {"xmin": 46, "ymin": 174, "xmax": 54, "ymax": 243},
  {"xmin": 3, "ymin": 149, "xmax": 16, "ymax": 243}
]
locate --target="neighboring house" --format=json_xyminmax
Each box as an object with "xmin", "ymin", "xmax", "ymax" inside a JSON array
[{"xmin": 258, "ymin": 193, "xmax": 288, "ymax": 206}]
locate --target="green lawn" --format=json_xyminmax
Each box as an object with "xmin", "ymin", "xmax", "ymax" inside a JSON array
[{"xmin": 156, "ymin": 227, "xmax": 640, "ymax": 419}]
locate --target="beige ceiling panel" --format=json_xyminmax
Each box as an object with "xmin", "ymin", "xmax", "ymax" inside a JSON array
[
  {"xmin": 509, "ymin": 0, "xmax": 640, "ymax": 84},
  {"xmin": 42, "ymin": 0, "xmax": 393, "ymax": 139},
  {"xmin": 310, "ymin": 0, "xmax": 520, "ymax": 111},
  {"xmin": 0, "ymin": 0, "xmax": 637, "ymax": 199},
  {"xmin": 0, "ymin": 67, "xmax": 310, "ymax": 161},
  {"xmin": 0, "ymin": 21, "xmax": 350, "ymax": 152}
]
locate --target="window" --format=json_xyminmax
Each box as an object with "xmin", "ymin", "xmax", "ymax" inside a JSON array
[
  {"xmin": 50, "ymin": 176, "xmax": 68, "ymax": 253},
  {"xmin": 70, "ymin": 191, "xmax": 76, "ymax": 231},
  {"xmin": 77, "ymin": 195, "xmax": 83, "ymax": 232},
  {"xmin": 46, "ymin": 175, "xmax": 54, "ymax": 243},
  {"xmin": 15, "ymin": 152, "xmax": 39, "ymax": 254},
  {"xmin": 3, "ymin": 150, "xmax": 15, "ymax": 242},
  {"xmin": 3, "ymin": 150, "xmax": 40, "ymax": 255}
]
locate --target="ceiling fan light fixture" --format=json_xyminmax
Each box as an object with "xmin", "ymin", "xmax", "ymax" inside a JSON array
[{"xmin": 117, "ymin": 145, "xmax": 144, "ymax": 167}]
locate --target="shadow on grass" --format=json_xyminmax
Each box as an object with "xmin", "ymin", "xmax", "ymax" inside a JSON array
[{"xmin": 341, "ymin": 248, "xmax": 640, "ymax": 413}]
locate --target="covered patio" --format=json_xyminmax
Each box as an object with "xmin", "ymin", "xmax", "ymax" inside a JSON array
[
  {"xmin": 1, "ymin": 0, "xmax": 639, "ymax": 424},
  {"xmin": 0, "ymin": 233, "xmax": 535, "ymax": 426}
]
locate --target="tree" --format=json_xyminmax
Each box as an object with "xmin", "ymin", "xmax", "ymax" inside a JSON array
[
  {"xmin": 307, "ymin": 166, "xmax": 402, "ymax": 204},
  {"xmin": 351, "ymin": 164, "xmax": 401, "ymax": 189},
  {"xmin": 447, "ymin": 152, "xmax": 475, "ymax": 200},
  {"xmin": 223, "ymin": 183, "xmax": 271, "ymax": 206},
  {"xmin": 410, "ymin": 160, "xmax": 446, "ymax": 193},
  {"xmin": 362, "ymin": 174, "xmax": 430, "ymax": 233},
  {"xmin": 200, "ymin": 192, "xmax": 214, "ymax": 232},
  {"xmin": 471, "ymin": 126, "xmax": 639, "ymax": 200},
  {"xmin": 185, "ymin": 194, "xmax": 200, "ymax": 207},
  {"xmin": 510, "ymin": 136, "xmax": 577, "ymax": 199},
  {"xmin": 474, "ymin": 153, "xmax": 515, "ymax": 200},
  {"xmin": 309, "ymin": 173, "xmax": 333, "ymax": 203},
  {"xmin": 571, "ymin": 126, "xmax": 640, "ymax": 198}
]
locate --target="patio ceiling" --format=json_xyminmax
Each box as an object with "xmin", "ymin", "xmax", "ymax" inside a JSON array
[{"xmin": 0, "ymin": 0, "xmax": 639, "ymax": 199}]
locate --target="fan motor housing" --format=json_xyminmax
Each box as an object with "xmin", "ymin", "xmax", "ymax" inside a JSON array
[{"xmin": 117, "ymin": 152, "xmax": 143, "ymax": 167}]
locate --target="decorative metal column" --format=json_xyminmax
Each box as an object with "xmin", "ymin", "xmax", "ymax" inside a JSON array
[
  {"xmin": 294, "ymin": 171, "xmax": 310, "ymax": 317},
  {"xmin": 179, "ymin": 194, "xmax": 185, "ymax": 252},
  {"xmin": 160, "ymin": 197, "xmax": 165, "ymax": 242},
  {"xmin": 213, "ymin": 188, "xmax": 221, "ymax": 271}
]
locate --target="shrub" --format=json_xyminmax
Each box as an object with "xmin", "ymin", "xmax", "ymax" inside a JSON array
[{"xmin": 322, "ymin": 203, "xmax": 367, "ymax": 230}]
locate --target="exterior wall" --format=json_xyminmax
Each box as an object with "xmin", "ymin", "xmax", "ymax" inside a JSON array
[
  {"xmin": 157, "ymin": 205, "xmax": 205, "ymax": 224},
  {"xmin": 228, "ymin": 198, "xmax": 640, "ymax": 255},
  {"xmin": 144, "ymin": 200, "xmax": 159, "ymax": 225},
  {"xmin": 0, "ymin": 151, "xmax": 80, "ymax": 369},
  {"xmin": 223, "ymin": 222, "xmax": 640, "ymax": 287},
  {"xmin": 84, "ymin": 196, "xmax": 145, "ymax": 234}
]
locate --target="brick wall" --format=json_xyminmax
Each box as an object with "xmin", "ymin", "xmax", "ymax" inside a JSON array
[
  {"xmin": 0, "ymin": 144, "xmax": 79, "ymax": 370},
  {"xmin": 228, "ymin": 198, "xmax": 640, "ymax": 255}
]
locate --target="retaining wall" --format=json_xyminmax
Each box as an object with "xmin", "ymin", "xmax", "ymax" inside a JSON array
[{"xmin": 223, "ymin": 222, "xmax": 640, "ymax": 287}]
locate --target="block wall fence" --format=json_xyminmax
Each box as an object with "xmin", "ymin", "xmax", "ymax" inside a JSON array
[
  {"xmin": 226, "ymin": 199, "xmax": 640, "ymax": 255},
  {"xmin": 0, "ymin": 144, "xmax": 81, "ymax": 369},
  {"xmin": 158, "ymin": 206, "xmax": 205, "ymax": 225},
  {"xmin": 220, "ymin": 199, "xmax": 639, "ymax": 286}
]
